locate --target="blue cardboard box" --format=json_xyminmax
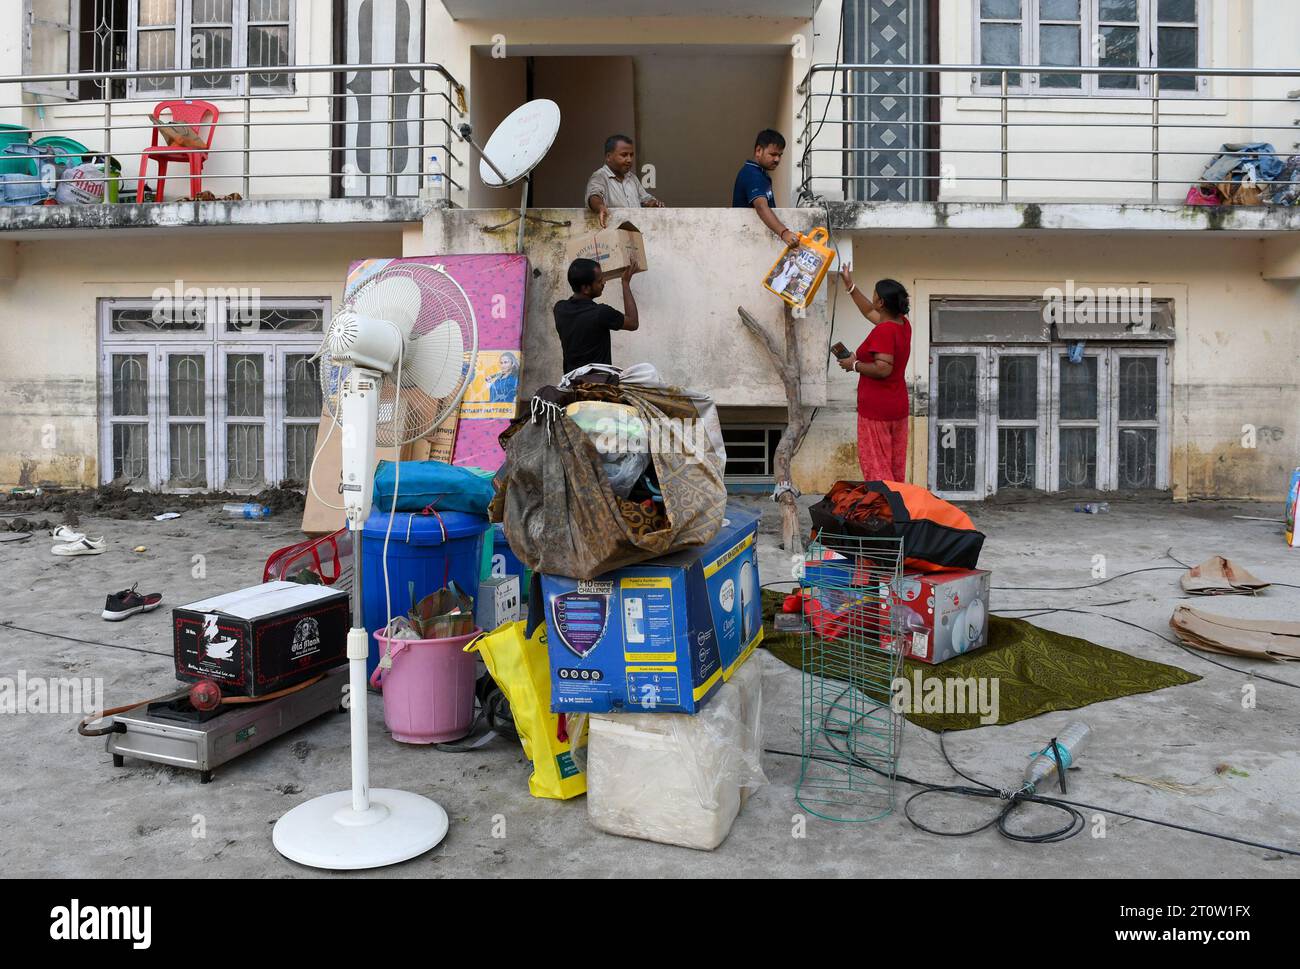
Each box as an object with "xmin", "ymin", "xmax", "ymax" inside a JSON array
[{"xmin": 541, "ymin": 506, "xmax": 763, "ymax": 714}]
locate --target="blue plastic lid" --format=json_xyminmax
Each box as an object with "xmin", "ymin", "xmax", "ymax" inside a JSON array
[{"xmin": 362, "ymin": 509, "xmax": 490, "ymax": 546}]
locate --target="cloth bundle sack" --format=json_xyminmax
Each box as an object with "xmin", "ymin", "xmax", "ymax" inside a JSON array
[
  {"xmin": 1217, "ymin": 177, "xmax": 1265, "ymax": 206},
  {"xmin": 490, "ymin": 367, "xmax": 726, "ymax": 580},
  {"xmin": 808, "ymin": 479, "xmax": 985, "ymax": 572}
]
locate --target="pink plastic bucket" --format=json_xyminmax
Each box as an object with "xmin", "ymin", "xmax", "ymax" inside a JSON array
[{"xmin": 370, "ymin": 630, "xmax": 480, "ymax": 744}]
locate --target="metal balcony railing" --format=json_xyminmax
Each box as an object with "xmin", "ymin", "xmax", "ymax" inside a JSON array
[
  {"xmin": 0, "ymin": 63, "xmax": 465, "ymax": 204},
  {"xmin": 797, "ymin": 63, "xmax": 1300, "ymax": 206}
]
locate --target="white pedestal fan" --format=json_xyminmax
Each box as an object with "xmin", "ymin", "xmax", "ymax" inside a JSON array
[{"xmin": 273, "ymin": 262, "xmax": 477, "ymax": 870}]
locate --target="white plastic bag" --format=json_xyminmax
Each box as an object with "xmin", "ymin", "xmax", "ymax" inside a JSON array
[
  {"xmin": 56, "ymin": 163, "xmax": 110, "ymax": 205},
  {"xmin": 586, "ymin": 663, "xmax": 766, "ymax": 850},
  {"xmin": 564, "ymin": 400, "xmax": 650, "ymax": 499},
  {"xmin": 559, "ymin": 362, "xmax": 728, "ymax": 474}
]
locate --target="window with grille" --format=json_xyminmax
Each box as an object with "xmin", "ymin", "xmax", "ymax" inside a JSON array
[
  {"xmin": 282, "ymin": 351, "xmax": 322, "ymax": 485},
  {"xmin": 930, "ymin": 344, "xmax": 1169, "ymax": 498},
  {"xmin": 722, "ymin": 425, "xmax": 784, "ymax": 484},
  {"xmin": 130, "ymin": 0, "xmax": 294, "ymax": 97},
  {"xmin": 99, "ymin": 296, "xmax": 325, "ymax": 492},
  {"xmin": 227, "ymin": 304, "xmax": 323, "ymax": 334},
  {"xmin": 973, "ymin": 0, "xmax": 1206, "ymax": 97},
  {"xmin": 22, "ymin": 0, "xmax": 294, "ymax": 101}
]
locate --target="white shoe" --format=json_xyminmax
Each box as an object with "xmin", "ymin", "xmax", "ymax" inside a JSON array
[
  {"xmin": 52, "ymin": 536, "xmax": 106, "ymax": 556},
  {"xmin": 50, "ymin": 525, "xmax": 85, "ymax": 543}
]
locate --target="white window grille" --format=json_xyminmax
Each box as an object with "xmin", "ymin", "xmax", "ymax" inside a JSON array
[
  {"xmin": 99, "ymin": 296, "xmax": 326, "ymax": 492},
  {"xmin": 973, "ymin": 0, "xmax": 1207, "ymax": 97},
  {"xmin": 279, "ymin": 348, "xmax": 323, "ymax": 486},
  {"xmin": 128, "ymin": 0, "xmax": 295, "ymax": 98},
  {"xmin": 22, "ymin": 0, "xmax": 294, "ymax": 101},
  {"xmin": 929, "ymin": 344, "xmax": 1169, "ymax": 499}
]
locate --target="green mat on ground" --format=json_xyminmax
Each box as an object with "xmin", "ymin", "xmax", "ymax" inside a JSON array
[{"xmin": 761, "ymin": 590, "xmax": 1200, "ymax": 731}]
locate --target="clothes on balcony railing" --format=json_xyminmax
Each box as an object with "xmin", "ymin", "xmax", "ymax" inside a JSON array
[
  {"xmin": 1200, "ymin": 143, "xmax": 1285, "ymax": 186},
  {"xmin": 1195, "ymin": 143, "xmax": 1300, "ymax": 207},
  {"xmin": 1269, "ymin": 156, "xmax": 1300, "ymax": 207}
]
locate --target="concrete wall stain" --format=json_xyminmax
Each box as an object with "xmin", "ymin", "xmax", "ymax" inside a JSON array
[{"xmin": 1180, "ymin": 442, "xmax": 1291, "ymax": 501}]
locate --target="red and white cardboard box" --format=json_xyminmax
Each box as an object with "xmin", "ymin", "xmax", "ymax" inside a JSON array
[{"xmin": 887, "ymin": 569, "xmax": 991, "ymax": 665}]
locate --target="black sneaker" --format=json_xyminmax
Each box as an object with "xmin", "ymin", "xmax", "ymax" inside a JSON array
[{"xmin": 102, "ymin": 584, "xmax": 163, "ymax": 622}]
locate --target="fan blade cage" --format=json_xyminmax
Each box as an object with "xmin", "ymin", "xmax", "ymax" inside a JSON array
[{"xmin": 319, "ymin": 264, "xmax": 479, "ymax": 448}]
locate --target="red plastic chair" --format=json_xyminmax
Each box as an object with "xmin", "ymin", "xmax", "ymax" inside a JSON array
[{"xmin": 136, "ymin": 99, "xmax": 219, "ymax": 203}]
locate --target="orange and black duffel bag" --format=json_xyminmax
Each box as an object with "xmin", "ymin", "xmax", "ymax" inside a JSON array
[{"xmin": 808, "ymin": 480, "xmax": 984, "ymax": 572}]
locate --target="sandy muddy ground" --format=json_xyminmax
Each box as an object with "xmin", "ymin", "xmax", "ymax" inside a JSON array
[{"xmin": 0, "ymin": 494, "xmax": 1297, "ymax": 878}]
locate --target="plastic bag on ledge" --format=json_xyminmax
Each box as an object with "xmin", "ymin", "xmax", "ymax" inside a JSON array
[{"xmin": 564, "ymin": 400, "xmax": 650, "ymax": 499}]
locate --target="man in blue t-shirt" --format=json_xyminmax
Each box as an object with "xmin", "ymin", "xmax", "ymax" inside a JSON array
[{"xmin": 733, "ymin": 129, "xmax": 799, "ymax": 249}]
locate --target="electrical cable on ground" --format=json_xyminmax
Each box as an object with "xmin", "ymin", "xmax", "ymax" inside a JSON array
[
  {"xmin": 991, "ymin": 565, "xmax": 1186, "ymax": 592},
  {"xmin": 0, "ymin": 621, "xmax": 170, "ymax": 657},
  {"xmin": 765, "ymin": 729, "xmax": 1300, "ymax": 856}
]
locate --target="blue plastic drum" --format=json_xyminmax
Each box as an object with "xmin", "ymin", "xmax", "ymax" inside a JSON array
[{"xmin": 360, "ymin": 510, "xmax": 490, "ymax": 679}]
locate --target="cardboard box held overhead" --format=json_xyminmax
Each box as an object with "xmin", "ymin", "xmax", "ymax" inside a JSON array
[{"xmin": 565, "ymin": 221, "xmax": 647, "ymax": 280}]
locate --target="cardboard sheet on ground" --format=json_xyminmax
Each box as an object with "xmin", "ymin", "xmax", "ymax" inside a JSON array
[
  {"xmin": 1180, "ymin": 556, "xmax": 1270, "ymax": 596},
  {"xmin": 1170, "ymin": 606, "xmax": 1300, "ymax": 662},
  {"xmin": 760, "ymin": 590, "xmax": 1200, "ymax": 731}
]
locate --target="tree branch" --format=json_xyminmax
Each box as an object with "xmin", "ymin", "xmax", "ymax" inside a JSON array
[{"xmin": 738, "ymin": 303, "xmax": 816, "ymax": 554}]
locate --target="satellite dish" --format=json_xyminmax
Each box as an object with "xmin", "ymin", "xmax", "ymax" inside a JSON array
[
  {"xmin": 460, "ymin": 99, "xmax": 562, "ymax": 251},
  {"xmin": 478, "ymin": 99, "xmax": 561, "ymax": 188}
]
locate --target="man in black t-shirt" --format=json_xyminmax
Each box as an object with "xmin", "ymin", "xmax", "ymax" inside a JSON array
[{"xmin": 554, "ymin": 256, "xmax": 642, "ymax": 376}]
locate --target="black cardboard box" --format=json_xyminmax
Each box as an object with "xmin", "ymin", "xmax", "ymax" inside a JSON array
[{"xmin": 173, "ymin": 581, "xmax": 349, "ymax": 697}]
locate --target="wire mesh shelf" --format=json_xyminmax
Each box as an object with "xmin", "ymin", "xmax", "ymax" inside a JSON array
[{"xmin": 796, "ymin": 530, "xmax": 905, "ymax": 823}]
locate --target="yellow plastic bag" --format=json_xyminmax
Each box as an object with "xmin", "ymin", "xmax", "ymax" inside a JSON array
[{"xmin": 468, "ymin": 621, "xmax": 587, "ymax": 800}]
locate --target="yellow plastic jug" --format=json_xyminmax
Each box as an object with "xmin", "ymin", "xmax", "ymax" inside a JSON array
[{"xmin": 763, "ymin": 227, "xmax": 834, "ymax": 309}]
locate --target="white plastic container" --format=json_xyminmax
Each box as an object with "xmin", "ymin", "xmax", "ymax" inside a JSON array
[{"xmin": 586, "ymin": 664, "xmax": 765, "ymax": 851}]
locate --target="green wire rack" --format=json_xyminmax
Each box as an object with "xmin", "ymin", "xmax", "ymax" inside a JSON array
[{"xmin": 796, "ymin": 531, "xmax": 905, "ymax": 823}]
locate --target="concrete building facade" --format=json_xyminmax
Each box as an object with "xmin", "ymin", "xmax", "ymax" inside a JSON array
[{"xmin": 1, "ymin": 0, "xmax": 1297, "ymax": 500}]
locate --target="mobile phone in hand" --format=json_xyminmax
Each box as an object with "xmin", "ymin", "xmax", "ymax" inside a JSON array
[{"xmin": 831, "ymin": 342, "xmax": 851, "ymax": 360}]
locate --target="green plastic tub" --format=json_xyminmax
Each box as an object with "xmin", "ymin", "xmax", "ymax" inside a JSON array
[
  {"xmin": 0, "ymin": 124, "xmax": 31, "ymax": 175},
  {"xmin": 33, "ymin": 135, "xmax": 92, "ymax": 168}
]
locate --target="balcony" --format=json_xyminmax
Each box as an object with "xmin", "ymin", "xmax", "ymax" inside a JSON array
[
  {"xmin": 797, "ymin": 62, "xmax": 1300, "ymax": 234},
  {"xmin": 0, "ymin": 62, "xmax": 465, "ymax": 236},
  {"xmin": 438, "ymin": 0, "xmax": 818, "ymax": 18}
]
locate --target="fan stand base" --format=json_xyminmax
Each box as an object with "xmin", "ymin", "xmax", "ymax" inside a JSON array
[{"xmin": 272, "ymin": 789, "xmax": 449, "ymax": 870}]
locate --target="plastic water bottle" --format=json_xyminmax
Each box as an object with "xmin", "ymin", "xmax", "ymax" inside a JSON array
[
  {"xmin": 223, "ymin": 503, "xmax": 271, "ymax": 520},
  {"xmin": 1023, "ymin": 722, "xmax": 1091, "ymax": 792},
  {"xmin": 428, "ymin": 153, "xmax": 444, "ymax": 195},
  {"xmin": 1074, "ymin": 502, "xmax": 1109, "ymax": 514}
]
